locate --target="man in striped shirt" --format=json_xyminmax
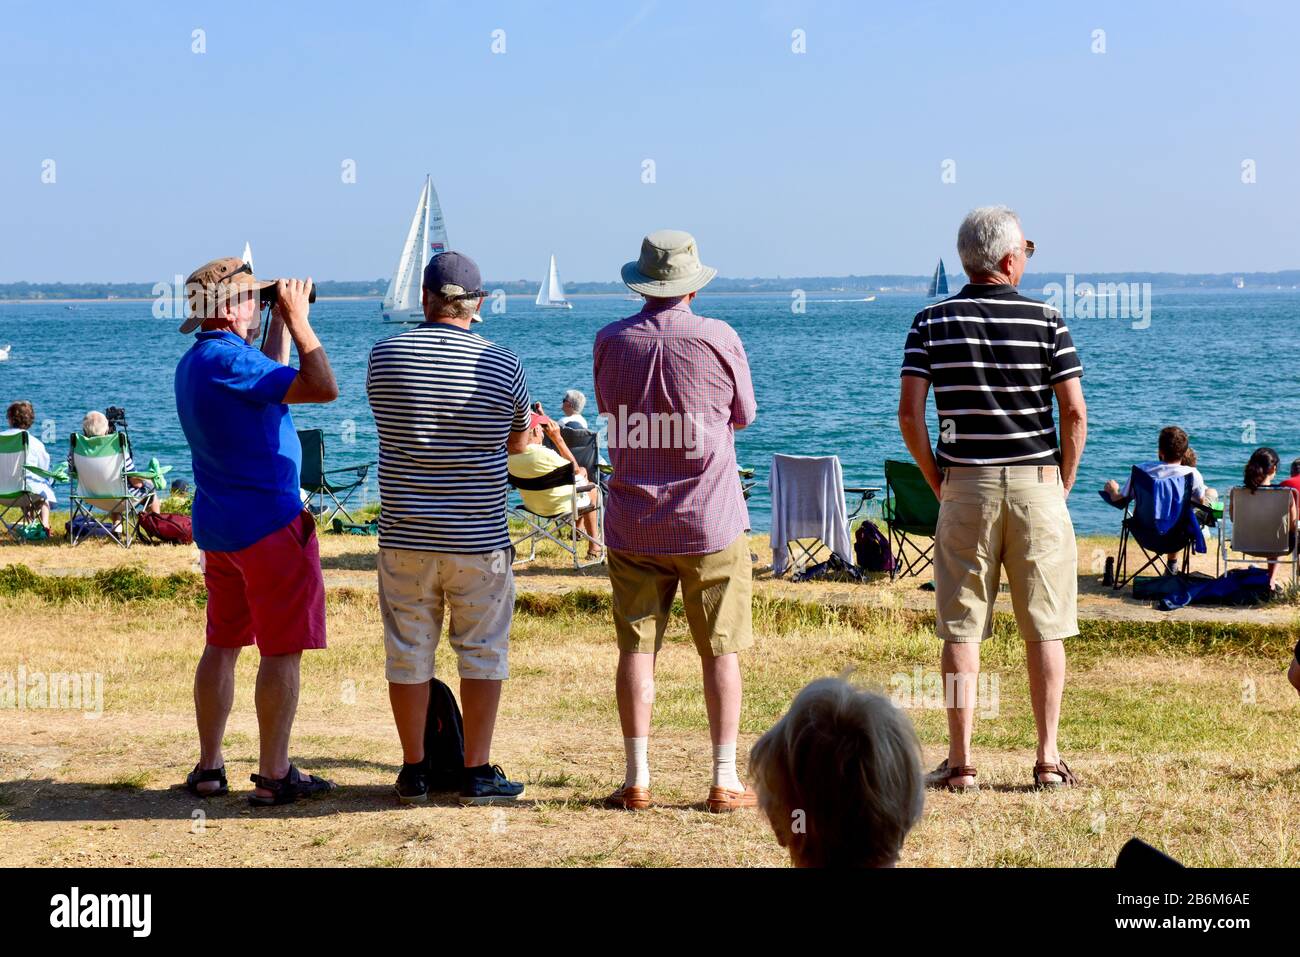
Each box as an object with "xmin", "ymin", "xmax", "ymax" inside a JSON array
[
  {"xmin": 898, "ymin": 206, "xmax": 1088, "ymax": 793},
  {"xmin": 366, "ymin": 251, "xmax": 531, "ymax": 806}
]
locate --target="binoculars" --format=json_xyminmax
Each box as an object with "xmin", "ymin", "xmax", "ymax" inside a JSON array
[{"xmin": 259, "ymin": 282, "xmax": 317, "ymax": 310}]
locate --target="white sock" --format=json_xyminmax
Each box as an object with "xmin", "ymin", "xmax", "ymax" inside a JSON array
[
  {"xmin": 712, "ymin": 742, "xmax": 743, "ymax": 791},
  {"xmin": 624, "ymin": 737, "xmax": 649, "ymax": 789}
]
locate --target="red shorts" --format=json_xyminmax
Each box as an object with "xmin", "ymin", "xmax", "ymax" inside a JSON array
[{"xmin": 203, "ymin": 511, "xmax": 327, "ymax": 656}]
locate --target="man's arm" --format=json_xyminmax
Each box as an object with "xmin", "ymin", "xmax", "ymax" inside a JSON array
[
  {"xmin": 1053, "ymin": 376, "xmax": 1087, "ymax": 496},
  {"xmin": 276, "ymin": 279, "xmax": 339, "ymax": 405},
  {"xmin": 261, "ymin": 308, "xmax": 291, "ymax": 366},
  {"xmin": 898, "ymin": 375, "xmax": 941, "ymax": 499},
  {"xmin": 541, "ymin": 420, "xmax": 585, "ymax": 478},
  {"xmin": 728, "ymin": 337, "xmax": 757, "ymax": 431}
]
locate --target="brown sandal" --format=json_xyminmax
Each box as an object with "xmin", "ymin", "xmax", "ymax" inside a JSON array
[
  {"xmin": 1033, "ymin": 759, "xmax": 1078, "ymax": 790},
  {"xmin": 925, "ymin": 759, "xmax": 978, "ymax": 792}
]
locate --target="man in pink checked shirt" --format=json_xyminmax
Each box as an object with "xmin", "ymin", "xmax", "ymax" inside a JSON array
[{"xmin": 593, "ymin": 229, "xmax": 759, "ymax": 813}]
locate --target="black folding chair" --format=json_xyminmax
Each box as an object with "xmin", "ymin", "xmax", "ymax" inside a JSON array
[
  {"xmin": 509, "ymin": 462, "xmax": 603, "ymax": 568},
  {"xmin": 297, "ymin": 428, "xmax": 376, "ymax": 526}
]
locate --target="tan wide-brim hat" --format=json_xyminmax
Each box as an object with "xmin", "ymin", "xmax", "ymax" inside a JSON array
[
  {"xmin": 621, "ymin": 229, "xmax": 717, "ymax": 297},
  {"xmin": 179, "ymin": 256, "xmax": 275, "ymax": 333}
]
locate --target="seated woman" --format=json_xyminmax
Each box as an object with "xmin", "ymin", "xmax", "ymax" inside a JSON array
[
  {"xmin": 2, "ymin": 400, "xmax": 56, "ymax": 536},
  {"xmin": 507, "ymin": 413, "xmax": 601, "ymax": 559},
  {"xmin": 749, "ymin": 677, "xmax": 924, "ymax": 868},
  {"xmin": 73, "ymin": 411, "xmax": 162, "ymax": 516},
  {"xmin": 1101, "ymin": 425, "xmax": 1213, "ymax": 574},
  {"xmin": 1230, "ymin": 446, "xmax": 1299, "ymax": 592}
]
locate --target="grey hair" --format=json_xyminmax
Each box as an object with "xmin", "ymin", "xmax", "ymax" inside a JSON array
[
  {"xmin": 82, "ymin": 410, "xmax": 109, "ymax": 437},
  {"xmin": 563, "ymin": 389, "xmax": 586, "ymax": 413},
  {"xmin": 957, "ymin": 206, "xmax": 1023, "ymax": 279},
  {"xmin": 749, "ymin": 677, "xmax": 924, "ymax": 868},
  {"xmin": 425, "ymin": 283, "xmax": 480, "ymax": 320}
]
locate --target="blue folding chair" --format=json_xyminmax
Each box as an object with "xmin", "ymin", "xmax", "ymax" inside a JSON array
[{"xmin": 1101, "ymin": 467, "xmax": 1205, "ymax": 589}]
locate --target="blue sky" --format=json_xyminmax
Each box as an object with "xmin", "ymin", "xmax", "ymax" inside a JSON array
[{"xmin": 2, "ymin": 0, "xmax": 1296, "ymax": 282}]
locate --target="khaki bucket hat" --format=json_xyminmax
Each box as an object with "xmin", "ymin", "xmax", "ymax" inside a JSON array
[
  {"xmin": 179, "ymin": 257, "xmax": 275, "ymax": 333},
  {"xmin": 621, "ymin": 229, "xmax": 717, "ymax": 298}
]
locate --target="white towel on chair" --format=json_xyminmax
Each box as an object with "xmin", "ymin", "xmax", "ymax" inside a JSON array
[{"xmin": 768, "ymin": 453, "xmax": 853, "ymax": 576}]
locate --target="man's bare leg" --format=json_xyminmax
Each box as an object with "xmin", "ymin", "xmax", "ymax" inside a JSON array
[
  {"xmin": 460, "ymin": 678, "xmax": 502, "ymax": 767},
  {"xmin": 253, "ymin": 651, "xmax": 302, "ymax": 798},
  {"xmin": 1025, "ymin": 639, "xmax": 1066, "ymax": 783},
  {"xmin": 389, "ymin": 680, "xmax": 430, "ymax": 765},
  {"xmin": 193, "ymin": 645, "xmax": 240, "ymax": 794},
  {"xmin": 942, "ymin": 641, "xmax": 980, "ymax": 787}
]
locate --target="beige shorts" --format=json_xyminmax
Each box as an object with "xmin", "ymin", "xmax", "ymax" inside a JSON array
[
  {"xmin": 378, "ymin": 546, "xmax": 515, "ymax": 683},
  {"xmin": 606, "ymin": 533, "xmax": 754, "ymax": 657},
  {"xmin": 934, "ymin": 466, "xmax": 1078, "ymax": 643}
]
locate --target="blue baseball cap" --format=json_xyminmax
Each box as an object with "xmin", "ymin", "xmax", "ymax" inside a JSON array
[{"xmin": 422, "ymin": 250, "xmax": 484, "ymax": 299}]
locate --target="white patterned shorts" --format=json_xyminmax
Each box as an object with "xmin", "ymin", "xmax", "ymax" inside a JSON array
[{"xmin": 378, "ymin": 546, "xmax": 515, "ymax": 683}]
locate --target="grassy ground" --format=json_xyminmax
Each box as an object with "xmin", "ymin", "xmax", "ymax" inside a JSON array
[{"xmin": 1, "ymin": 528, "xmax": 1298, "ymax": 867}]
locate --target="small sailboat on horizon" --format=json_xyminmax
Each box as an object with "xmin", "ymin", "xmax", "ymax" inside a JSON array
[
  {"xmin": 382, "ymin": 175, "xmax": 449, "ymax": 323},
  {"xmin": 928, "ymin": 259, "xmax": 949, "ymax": 298},
  {"xmin": 535, "ymin": 254, "xmax": 572, "ymax": 309}
]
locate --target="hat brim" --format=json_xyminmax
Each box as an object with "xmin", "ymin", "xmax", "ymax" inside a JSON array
[
  {"xmin": 621, "ymin": 261, "xmax": 717, "ymax": 298},
  {"xmin": 178, "ymin": 278, "xmax": 275, "ymax": 333}
]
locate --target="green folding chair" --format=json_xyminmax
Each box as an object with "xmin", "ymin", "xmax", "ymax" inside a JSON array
[
  {"xmin": 297, "ymin": 429, "xmax": 375, "ymax": 527},
  {"xmin": 68, "ymin": 432, "xmax": 170, "ymax": 548},
  {"xmin": 0, "ymin": 431, "xmax": 65, "ymax": 542},
  {"xmin": 882, "ymin": 459, "xmax": 940, "ymax": 579}
]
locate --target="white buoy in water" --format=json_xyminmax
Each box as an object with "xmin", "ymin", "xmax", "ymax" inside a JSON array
[{"xmin": 0, "ymin": 345, "xmax": 11, "ymax": 361}]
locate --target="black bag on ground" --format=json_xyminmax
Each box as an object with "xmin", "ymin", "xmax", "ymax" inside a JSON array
[
  {"xmin": 424, "ymin": 678, "xmax": 465, "ymax": 790},
  {"xmin": 854, "ymin": 520, "xmax": 895, "ymax": 573}
]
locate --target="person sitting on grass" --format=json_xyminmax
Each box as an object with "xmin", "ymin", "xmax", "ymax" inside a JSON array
[
  {"xmin": 2, "ymin": 400, "xmax": 55, "ymax": 536},
  {"xmin": 1231, "ymin": 447, "xmax": 1299, "ymax": 592},
  {"xmin": 507, "ymin": 412, "xmax": 601, "ymax": 559},
  {"xmin": 1101, "ymin": 425, "xmax": 1215, "ymax": 574},
  {"xmin": 749, "ymin": 677, "xmax": 924, "ymax": 868},
  {"xmin": 76, "ymin": 411, "xmax": 163, "ymax": 516}
]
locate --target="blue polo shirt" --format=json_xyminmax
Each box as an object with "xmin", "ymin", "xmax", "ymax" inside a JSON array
[{"xmin": 175, "ymin": 330, "xmax": 302, "ymax": 552}]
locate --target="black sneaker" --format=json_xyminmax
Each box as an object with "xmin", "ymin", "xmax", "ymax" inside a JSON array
[
  {"xmin": 458, "ymin": 764, "xmax": 525, "ymax": 806},
  {"xmin": 394, "ymin": 761, "xmax": 430, "ymax": 805}
]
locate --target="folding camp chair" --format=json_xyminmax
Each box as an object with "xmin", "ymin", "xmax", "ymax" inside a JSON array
[
  {"xmin": 68, "ymin": 432, "xmax": 166, "ymax": 548},
  {"xmin": 509, "ymin": 462, "xmax": 603, "ymax": 569},
  {"xmin": 768, "ymin": 454, "xmax": 855, "ymax": 577},
  {"xmin": 1221, "ymin": 485, "xmax": 1299, "ymax": 588},
  {"xmin": 882, "ymin": 459, "xmax": 940, "ymax": 579},
  {"xmin": 1102, "ymin": 467, "xmax": 1205, "ymax": 589},
  {"xmin": 0, "ymin": 431, "xmax": 64, "ymax": 543},
  {"xmin": 297, "ymin": 429, "xmax": 376, "ymax": 526}
]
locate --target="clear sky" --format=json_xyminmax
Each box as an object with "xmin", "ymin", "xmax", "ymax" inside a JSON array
[{"xmin": 2, "ymin": 0, "xmax": 1296, "ymax": 283}]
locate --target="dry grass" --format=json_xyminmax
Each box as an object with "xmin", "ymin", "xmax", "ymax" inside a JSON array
[{"xmin": 1, "ymin": 546, "xmax": 1299, "ymax": 868}]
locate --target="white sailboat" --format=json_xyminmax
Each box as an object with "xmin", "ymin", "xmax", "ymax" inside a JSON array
[
  {"xmin": 535, "ymin": 254, "xmax": 572, "ymax": 309},
  {"xmin": 382, "ymin": 175, "xmax": 449, "ymax": 323},
  {"xmin": 241, "ymin": 241, "xmax": 254, "ymax": 272}
]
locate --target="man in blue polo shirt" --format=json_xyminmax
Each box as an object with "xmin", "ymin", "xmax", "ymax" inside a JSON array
[{"xmin": 174, "ymin": 256, "xmax": 339, "ymax": 807}]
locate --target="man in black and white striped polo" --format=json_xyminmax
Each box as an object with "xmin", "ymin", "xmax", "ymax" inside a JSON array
[
  {"xmin": 898, "ymin": 206, "xmax": 1088, "ymax": 793},
  {"xmin": 366, "ymin": 251, "xmax": 532, "ymax": 806}
]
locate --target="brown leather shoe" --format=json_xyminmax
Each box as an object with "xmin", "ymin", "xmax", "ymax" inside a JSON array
[
  {"xmin": 706, "ymin": 785, "xmax": 758, "ymax": 813},
  {"xmin": 605, "ymin": 785, "xmax": 653, "ymax": 810}
]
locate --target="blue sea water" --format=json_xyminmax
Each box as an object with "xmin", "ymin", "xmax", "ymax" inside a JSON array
[{"xmin": 1, "ymin": 288, "xmax": 1296, "ymax": 535}]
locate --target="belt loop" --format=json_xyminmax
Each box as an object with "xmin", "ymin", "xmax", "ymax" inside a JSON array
[{"xmin": 1038, "ymin": 466, "xmax": 1043, "ymax": 483}]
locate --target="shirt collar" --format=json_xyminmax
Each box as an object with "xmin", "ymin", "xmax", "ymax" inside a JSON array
[
  {"xmin": 959, "ymin": 282, "xmax": 1020, "ymax": 297},
  {"xmin": 638, "ymin": 298, "xmax": 695, "ymax": 317},
  {"xmin": 194, "ymin": 329, "xmax": 248, "ymax": 347}
]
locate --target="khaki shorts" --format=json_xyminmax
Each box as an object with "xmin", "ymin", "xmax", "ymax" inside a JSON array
[
  {"xmin": 378, "ymin": 547, "xmax": 515, "ymax": 683},
  {"xmin": 607, "ymin": 533, "xmax": 754, "ymax": 657},
  {"xmin": 934, "ymin": 466, "xmax": 1078, "ymax": 643}
]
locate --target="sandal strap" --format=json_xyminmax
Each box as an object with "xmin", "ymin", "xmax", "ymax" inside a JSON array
[
  {"xmin": 190, "ymin": 764, "xmax": 226, "ymax": 784},
  {"xmin": 1034, "ymin": 760, "xmax": 1079, "ymax": 785}
]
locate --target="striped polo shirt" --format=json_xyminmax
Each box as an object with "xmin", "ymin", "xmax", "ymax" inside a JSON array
[
  {"xmin": 366, "ymin": 322, "xmax": 531, "ymax": 552},
  {"xmin": 900, "ymin": 283, "xmax": 1083, "ymax": 468}
]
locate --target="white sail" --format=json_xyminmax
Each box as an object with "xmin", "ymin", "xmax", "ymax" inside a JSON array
[
  {"xmin": 535, "ymin": 254, "xmax": 571, "ymax": 308},
  {"xmin": 383, "ymin": 175, "xmax": 451, "ymax": 317},
  {"xmin": 241, "ymin": 242, "xmax": 254, "ymax": 272}
]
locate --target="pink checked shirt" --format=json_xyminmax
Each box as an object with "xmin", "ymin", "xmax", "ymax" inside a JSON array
[{"xmin": 593, "ymin": 299, "xmax": 757, "ymax": 555}]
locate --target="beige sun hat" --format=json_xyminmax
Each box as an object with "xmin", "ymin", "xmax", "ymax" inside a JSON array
[{"xmin": 621, "ymin": 229, "xmax": 717, "ymax": 297}]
